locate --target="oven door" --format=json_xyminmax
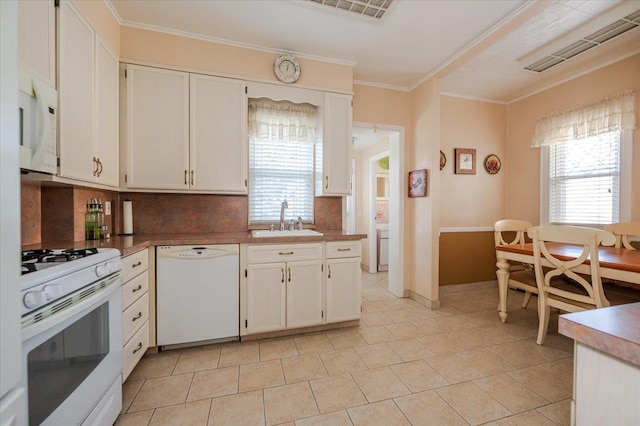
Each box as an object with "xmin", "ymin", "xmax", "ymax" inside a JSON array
[{"xmin": 21, "ymin": 273, "xmax": 122, "ymax": 426}]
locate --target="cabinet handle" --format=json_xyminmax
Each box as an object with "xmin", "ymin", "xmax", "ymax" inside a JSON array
[
  {"xmin": 92, "ymin": 157, "xmax": 98, "ymax": 176},
  {"xmin": 133, "ymin": 342, "xmax": 143, "ymax": 354},
  {"xmin": 337, "ymin": 248, "xmax": 351, "ymax": 252},
  {"xmin": 96, "ymin": 158, "xmax": 103, "ymax": 177},
  {"xmin": 281, "ymin": 267, "xmax": 285, "ymax": 283},
  {"xmin": 132, "ymin": 261, "xmax": 142, "ymax": 268},
  {"xmin": 132, "ymin": 284, "xmax": 142, "ymax": 293},
  {"xmin": 184, "ymin": 170, "xmax": 188, "ymax": 185},
  {"xmin": 278, "ymin": 251, "xmax": 294, "ymax": 256},
  {"xmin": 288, "ymin": 266, "xmax": 291, "ymax": 282},
  {"xmin": 132, "ymin": 312, "xmax": 142, "ymax": 321},
  {"xmin": 190, "ymin": 170, "xmax": 194, "ymax": 186},
  {"xmin": 325, "ymin": 176, "xmax": 329, "ymax": 189},
  {"xmin": 328, "ymin": 265, "xmax": 331, "ymax": 279}
]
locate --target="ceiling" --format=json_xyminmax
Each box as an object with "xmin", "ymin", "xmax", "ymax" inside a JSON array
[{"xmin": 108, "ymin": 0, "xmax": 640, "ymax": 103}]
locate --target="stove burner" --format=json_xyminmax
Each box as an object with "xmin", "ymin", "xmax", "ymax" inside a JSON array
[
  {"xmin": 21, "ymin": 249, "xmax": 54, "ymax": 262},
  {"xmin": 21, "ymin": 263, "xmax": 37, "ymax": 275},
  {"xmin": 21, "ymin": 248, "xmax": 100, "ymax": 274}
]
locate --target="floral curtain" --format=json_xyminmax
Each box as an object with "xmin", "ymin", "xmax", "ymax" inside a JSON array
[{"xmin": 531, "ymin": 90, "xmax": 637, "ymax": 147}]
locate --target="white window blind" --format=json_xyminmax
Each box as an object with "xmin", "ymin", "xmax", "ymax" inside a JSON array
[
  {"xmin": 549, "ymin": 131, "xmax": 620, "ymax": 225},
  {"xmin": 248, "ymin": 99, "xmax": 316, "ymax": 224}
]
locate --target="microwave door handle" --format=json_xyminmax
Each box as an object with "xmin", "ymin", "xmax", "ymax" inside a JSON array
[{"xmin": 29, "ymin": 78, "xmax": 56, "ymax": 172}]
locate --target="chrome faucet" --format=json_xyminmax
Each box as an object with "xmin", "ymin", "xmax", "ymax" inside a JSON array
[{"xmin": 279, "ymin": 200, "xmax": 288, "ymax": 231}]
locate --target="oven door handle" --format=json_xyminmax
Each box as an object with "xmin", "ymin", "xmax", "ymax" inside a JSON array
[{"xmin": 22, "ymin": 273, "xmax": 121, "ymax": 342}]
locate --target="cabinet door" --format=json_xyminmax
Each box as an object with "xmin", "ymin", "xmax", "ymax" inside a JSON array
[
  {"xmin": 246, "ymin": 263, "xmax": 286, "ymax": 334},
  {"xmin": 125, "ymin": 65, "xmax": 189, "ymax": 190},
  {"xmin": 58, "ymin": 1, "xmax": 94, "ymax": 182},
  {"xmin": 18, "ymin": 0, "xmax": 55, "ymax": 88},
  {"xmin": 190, "ymin": 74, "xmax": 247, "ymax": 193},
  {"xmin": 326, "ymin": 258, "xmax": 361, "ymax": 323},
  {"xmin": 94, "ymin": 37, "xmax": 119, "ymax": 187},
  {"xmin": 287, "ymin": 260, "xmax": 323, "ymax": 328},
  {"xmin": 321, "ymin": 93, "xmax": 352, "ymax": 195}
]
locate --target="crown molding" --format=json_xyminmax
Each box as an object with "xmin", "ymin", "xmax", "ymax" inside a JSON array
[
  {"xmin": 353, "ymin": 79, "xmax": 409, "ymax": 92},
  {"xmin": 440, "ymin": 92, "xmax": 508, "ymax": 105}
]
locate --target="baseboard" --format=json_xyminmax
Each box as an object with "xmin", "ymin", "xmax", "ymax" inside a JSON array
[
  {"xmin": 439, "ymin": 280, "xmax": 498, "ymax": 294},
  {"xmin": 240, "ymin": 320, "xmax": 360, "ymax": 342},
  {"xmin": 405, "ymin": 290, "xmax": 440, "ymax": 310}
]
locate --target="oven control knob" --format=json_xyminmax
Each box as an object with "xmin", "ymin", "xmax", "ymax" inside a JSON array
[
  {"xmin": 96, "ymin": 264, "xmax": 109, "ymax": 277},
  {"xmin": 43, "ymin": 284, "xmax": 63, "ymax": 301},
  {"xmin": 24, "ymin": 291, "xmax": 46, "ymax": 309}
]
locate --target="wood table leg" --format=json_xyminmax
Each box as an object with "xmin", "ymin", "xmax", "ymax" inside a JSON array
[{"xmin": 496, "ymin": 257, "xmax": 510, "ymax": 323}]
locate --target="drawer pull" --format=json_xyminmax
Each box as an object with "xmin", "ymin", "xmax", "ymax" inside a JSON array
[
  {"xmin": 337, "ymin": 248, "xmax": 352, "ymax": 252},
  {"xmin": 132, "ymin": 284, "xmax": 143, "ymax": 293},
  {"xmin": 278, "ymin": 251, "xmax": 294, "ymax": 256},
  {"xmin": 132, "ymin": 312, "xmax": 142, "ymax": 321},
  {"xmin": 132, "ymin": 261, "xmax": 142, "ymax": 268},
  {"xmin": 133, "ymin": 342, "xmax": 143, "ymax": 354}
]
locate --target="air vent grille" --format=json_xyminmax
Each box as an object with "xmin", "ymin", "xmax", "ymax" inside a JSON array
[
  {"xmin": 525, "ymin": 9, "xmax": 639, "ymax": 72},
  {"xmin": 308, "ymin": 0, "xmax": 393, "ymax": 20}
]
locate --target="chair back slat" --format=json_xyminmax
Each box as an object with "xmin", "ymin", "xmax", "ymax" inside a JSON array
[
  {"xmin": 603, "ymin": 221, "xmax": 640, "ymax": 250},
  {"xmin": 494, "ymin": 219, "xmax": 532, "ymax": 246}
]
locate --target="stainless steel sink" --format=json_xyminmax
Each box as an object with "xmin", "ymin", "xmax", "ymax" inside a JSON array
[{"xmin": 251, "ymin": 229, "xmax": 324, "ymax": 238}]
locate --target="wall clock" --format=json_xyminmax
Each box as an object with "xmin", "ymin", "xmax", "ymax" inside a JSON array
[{"xmin": 274, "ymin": 54, "xmax": 301, "ymax": 84}]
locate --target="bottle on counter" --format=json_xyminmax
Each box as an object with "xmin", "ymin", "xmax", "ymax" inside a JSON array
[{"xmin": 85, "ymin": 199, "xmax": 99, "ymax": 240}]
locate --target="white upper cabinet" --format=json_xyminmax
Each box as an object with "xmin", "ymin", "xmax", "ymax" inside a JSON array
[
  {"xmin": 318, "ymin": 92, "xmax": 352, "ymax": 196},
  {"xmin": 123, "ymin": 65, "xmax": 190, "ymax": 190},
  {"xmin": 190, "ymin": 74, "xmax": 247, "ymax": 193},
  {"xmin": 18, "ymin": 0, "xmax": 56, "ymax": 88},
  {"xmin": 58, "ymin": 1, "xmax": 118, "ymax": 187}
]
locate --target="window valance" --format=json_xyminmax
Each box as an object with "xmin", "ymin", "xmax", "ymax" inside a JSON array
[
  {"xmin": 248, "ymin": 98, "xmax": 317, "ymax": 143},
  {"xmin": 531, "ymin": 90, "xmax": 636, "ymax": 148}
]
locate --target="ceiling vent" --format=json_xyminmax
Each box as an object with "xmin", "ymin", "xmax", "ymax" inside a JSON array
[
  {"xmin": 308, "ymin": 0, "xmax": 394, "ymax": 20},
  {"xmin": 524, "ymin": 9, "xmax": 640, "ymax": 73}
]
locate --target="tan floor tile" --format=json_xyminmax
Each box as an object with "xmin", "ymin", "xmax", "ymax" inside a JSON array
[
  {"xmin": 319, "ymin": 348, "xmax": 367, "ymax": 376},
  {"xmin": 507, "ymin": 366, "xmax": 572, "ymax": 403},
  {"xmin": 121, "ymin": 379, "xmax": 144, "ymax": 414},
  {"xmin": 294, "ymin": 410, "xmax": 352, "ymax": 426},
  {"xmin": 218, "ymin": 341, "xmax": 260, "ymax": 367},
  {"xmin": 356, "ymin": 325, "xmax": 397, "ymax": 344},
  {"xmin": 470, "ymin": 324, "xmax": 522, "ymax": 345},
  {"xmin": 429, "ymin": 315, "xmax": 477, "ymax": 331},
  {"xmin": 293, "ymin": 333, "xmax": 335, "ymax": 355},
  {"xmin": 385, "ymin": 322, "xmax": 425, "ymax": 339},
  {"xmin": 309, "ymin": 373, "xmax": 367, "ymax": 413},
  {"xmin": 361, "ymin": 311, "xmax": 394, "ymax": 326},
  {"xmin": 129, "ymin": 373, "xmax": 193, "ymax": 412},
  {"xmin": 389, "ymin": 360, "xmax": 449, "ymax": 393},
  {"xmin": 424, "ymin": 354, "xmax": 486, "ymax": 384},
  {"xmin": 436, "ymin": 382, "xmax": 512, "ymax": 425},
  {"xmin": 387, "ymin": 338, "xmax": 435, "ymax": 362},
  {"xmin": 351, "ymin": 366, "xmax": 410, "ymax": 403},
  {"xmin": 208, "ymin": 390, "xmax": 265, "ymax": 426},
  {"xmin": 326, "ymin": 328, "xmax": 368, "ymax": 349},
  {"xmin": 347, "ymin": 400, "xmax": 410, "ymax": 426},
  {"xmin": 263, "ymin": 382, "xmax": 319, "ymax": 425},
  {"xmin": 474, "ymin": 374, "xmax": 550, "ymax": 413},
  {"xmin": 485, "ymin": 341, "xmax": 549, "ymax": 368},
  {"xmin": 385, "ymin": 309, "xmax": 425, "ymax": 323},
  {"xmin": 115, "ymin": 409, "xmax": 155, "ymax": 426},
  {"xmin": 537, "ymin": 358, "xmax": 574, "ymax": 385},
  {"xmin": 149, "ymin": 399, "xmax": 211, "ymax": 426},
  {"xmin": 173, "ymin": 345, "xmax": 221, "ymax": 374},
  {"xmin": 362, "ymin": 300, "xmax": 388, "ymax": 313},
  {"xmin": 536, "ymin": 399, "xmax": 571, "ymax": 426},
  {"xmin": 495, "ymin": 410, "xmax": 556, "ymax": 425},
  {"xmin": 457, "ymin": 347, "xmax": 517, "ymax": 376},
  {"xmin": 260, "ymin": 338, "xmax": 299, "ymax": 361},
  {"xmin": 353, "ymin": 342, "xmax": 403, "ymax": 368},
  {"xmin": 394, "ymin": 390, "xmax": 467, "ymax": 426},
  {"xmin": 282, "ymin": 354, "xmax": 328, "ymax": 384},
  {"xmin": 411, "ymin": 318, "xmax": 454, "ymax": 335},
  {"xmin": 128, "ymin": 351, "xmax": 181, "ymax": 381},
  {"xmin": 239, "ymin": 359, "xmax": 285, "ymax": 392},
  {"xmin": 187, "ymin": 366, "xmax": 238, "ymax": 401},
  {"xmin": 383, "ymin": 298, "xmax": 422, "ymax": 310}
]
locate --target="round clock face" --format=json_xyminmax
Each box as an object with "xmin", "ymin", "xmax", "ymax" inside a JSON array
[{"xmin": 274, "ymin": 55, "xmax": 300, "ymax": 84}]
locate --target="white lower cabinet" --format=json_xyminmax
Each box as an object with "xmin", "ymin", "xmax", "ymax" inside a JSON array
[
  {"xmin": 241, "ymin": 241, "xmax": 361, "ymax": 336},
  {"xmin": 121, "ymin": 249, "xmax": 150, "ymax": 382}
]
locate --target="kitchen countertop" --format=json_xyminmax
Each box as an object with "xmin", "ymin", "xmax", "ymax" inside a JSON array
[
  {"xmin": 558, "ymin": 302, "xmax": 640, "ymax": 367},
  {"xmin": 22, "ymin": 230, "xmax": 367, "ymax": 257}
]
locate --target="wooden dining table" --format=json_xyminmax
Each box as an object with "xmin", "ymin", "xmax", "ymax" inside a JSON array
[{"xmin": 495, "ymin": 242, "xmax": 640, "ymax": 323}]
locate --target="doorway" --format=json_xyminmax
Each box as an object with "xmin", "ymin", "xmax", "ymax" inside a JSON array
[{"xmin": 350, "ymin": 122, "xmax": 404, "ymax": 298}]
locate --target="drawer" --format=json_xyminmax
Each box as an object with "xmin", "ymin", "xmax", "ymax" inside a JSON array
[
  {"xmin": 122, "ymin": 293, "xmax": 149, "ymax": 344},
  {"xmin": 121, "ymin": 249, "xmax": 149, "ymax": 283},
  {"xmin": 122, "ymin": 270, "xmax": 148, "ymax": 310},
  {"xmin": 246, "ymin": 243, "xmax": 322, "ymax": 264},
  {"xmin": 123, "ymin": 320, "xmax": 149, "ymax": 382},
  {"xmin": 326, "ymin": 241, "xmax": 361, "ymax": 259}
]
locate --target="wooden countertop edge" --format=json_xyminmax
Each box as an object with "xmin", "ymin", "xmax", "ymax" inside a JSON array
[
  {"xmin": 558, "ymin": 303, "xmax": 640, "ymax": 367},
  {"xmin": 23, "ymin": 231, "xmax": 367, "ymax": 258}
]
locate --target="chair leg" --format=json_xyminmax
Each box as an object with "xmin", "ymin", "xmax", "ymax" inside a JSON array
[
  {"xmin": 536, "ymin": 297, "xmax": 550, "ymax": 345},
  {"xmin": 521, "ymin": 291, "xmax": 532, "ymax": 308}
]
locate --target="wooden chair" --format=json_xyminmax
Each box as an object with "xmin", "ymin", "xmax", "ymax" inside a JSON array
[
  {"xmin": 494, "ymin": 219, "xmax": 537, "ymax": 308},
  {"xmin": 528, "ymin": 225, "xmax": 616, "ymax": 345},
  {"xmin": 603, "ymin": 222, "xmax": 640, "ymax": 250}
]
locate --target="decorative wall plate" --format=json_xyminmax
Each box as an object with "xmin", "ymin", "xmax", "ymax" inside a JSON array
[
  {"xmin": 484, "ymin": 154, "xmax": 501, "ymax": 174},
  {"xmin": 439, "ymin": 151, "xmax": 446, "ymax": 170}
]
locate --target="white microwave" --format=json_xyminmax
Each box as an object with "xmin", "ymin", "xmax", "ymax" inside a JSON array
[{"xmin": 18, "ymin": 68, "xmax": 57, "ymax": 174}]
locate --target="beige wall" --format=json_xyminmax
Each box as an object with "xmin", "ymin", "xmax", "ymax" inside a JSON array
[
  {"xmin": 506, "ymin": 53, "xmax": 640, "ymax": 224},
  {"xmin": 72, "ymin": 0, "xmax": 120, "ymax": 56}
]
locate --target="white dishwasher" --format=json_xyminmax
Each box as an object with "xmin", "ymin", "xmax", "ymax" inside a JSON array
[{"xmin": 156, "ymin": 245, "xmax": 239, "ymax": 348}]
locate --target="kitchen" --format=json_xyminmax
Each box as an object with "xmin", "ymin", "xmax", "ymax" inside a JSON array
[{"xmin": 2, "ymin": 0, "xmax": 640, "ymax": 425}]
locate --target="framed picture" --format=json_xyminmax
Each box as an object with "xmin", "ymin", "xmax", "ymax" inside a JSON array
[
  {"xmin": 455, "ymin": 148, "xmax": 476, "ymax": 174},
  {"xmin": 408, "ymin": 169, "xmax": 427, "ymax": 198}
]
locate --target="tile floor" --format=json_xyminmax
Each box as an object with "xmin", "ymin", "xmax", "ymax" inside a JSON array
[{"xmin": 116, "ymin": 272, "xmax": 575, "ymax": 426}]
